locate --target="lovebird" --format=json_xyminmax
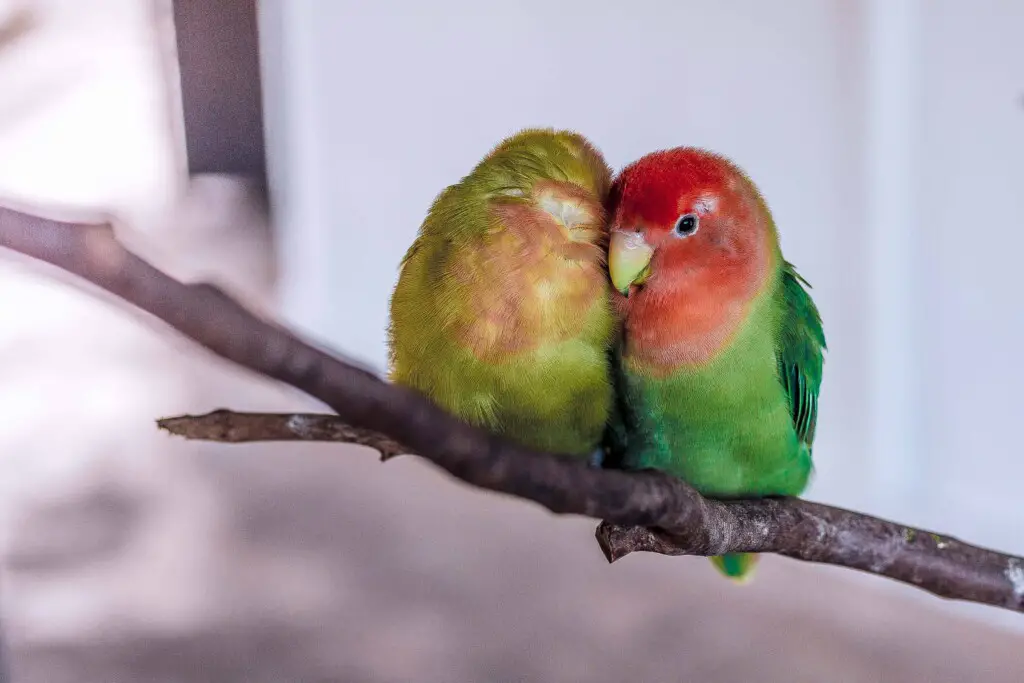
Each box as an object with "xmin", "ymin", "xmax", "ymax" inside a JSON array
[
  {"xmin": 388, "ymin": 128, "xmax": 616, "ymax": 458},
  {"xmin": 604, "ymin": 147, "xmax": 826, "ymax": 581}
]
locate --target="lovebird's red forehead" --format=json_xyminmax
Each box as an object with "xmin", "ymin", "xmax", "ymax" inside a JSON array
[{"xmin": 613, "ymin": 148, "xmax": 736, "ymax": 226}]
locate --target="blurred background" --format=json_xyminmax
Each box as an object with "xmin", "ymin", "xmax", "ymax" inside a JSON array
[{"xmin": 0, "ymin": 0, "xmax": 1022, "ymax": 681}]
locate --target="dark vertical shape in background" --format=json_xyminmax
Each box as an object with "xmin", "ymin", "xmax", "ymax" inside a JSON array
[{"xmin": 171, "ymin": 0, "xmax": 267, "ymax": 183}]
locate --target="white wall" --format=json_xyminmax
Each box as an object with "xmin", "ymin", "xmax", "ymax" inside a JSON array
[
  {"xmin": 261, "ymin": 0, "xmax": 1024, "ymax": 621},
  {"xmin": 919, "ymin": 1, "xmax": 1024, "ymax": 550}
]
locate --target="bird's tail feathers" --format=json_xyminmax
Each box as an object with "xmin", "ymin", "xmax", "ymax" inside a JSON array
[{"xmin": 709, "ymin": 553, "xmax": 759, "ymax": 583}]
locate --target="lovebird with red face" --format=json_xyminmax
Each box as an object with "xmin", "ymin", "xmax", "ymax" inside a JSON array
[
  {"xmin": 388, "ymin": 129, "xmax": 616, "ymax": 459},
  {"xmin": 604, "ymin": 148, "xmax": 826, "ymax": 581}
]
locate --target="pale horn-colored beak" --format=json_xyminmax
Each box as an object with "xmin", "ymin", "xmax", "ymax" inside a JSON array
[{"xmin": 608, "ymin": 230, "xmax": 654, "ymax": 296}]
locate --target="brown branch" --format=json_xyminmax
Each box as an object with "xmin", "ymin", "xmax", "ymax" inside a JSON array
[
  {"xmin": 160, "ymin": 409, "xmax": 1024, "ymax": 615},
  {"xmin": 2, "ymin": 206, "xmax": 1023, "ymax": 615},
  {"xmin": 157, "ymin": 409, "xmax": 408, "ymax": 460}
]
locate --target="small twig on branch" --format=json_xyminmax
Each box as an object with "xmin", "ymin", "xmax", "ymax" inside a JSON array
[
  {"xmin": 158, "ymin": 410, "xmax": 408, "ymax": 460},
  {"xmin": 2, "ymin": 206, "xmax": 1023, "ymax": 615}
]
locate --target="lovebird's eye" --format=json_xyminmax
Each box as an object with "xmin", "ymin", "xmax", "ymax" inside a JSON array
[{"xmin": 673, "ymin": 213, "xmax": 699, "ymax": 237}]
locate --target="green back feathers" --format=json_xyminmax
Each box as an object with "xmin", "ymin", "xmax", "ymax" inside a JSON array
[
  {"xmin": 735, "ymin": 178, "xmax": 826, "ymax": 454},
  {"xmin": 777, "ymin": 261, "xmax": 827, "ymax": 450}
]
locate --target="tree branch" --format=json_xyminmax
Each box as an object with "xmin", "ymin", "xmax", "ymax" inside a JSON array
[
  {"xmin": 158, "ymin": 409, "xmax": 408, "ymax": 460},
  {"xmin": 159, "ymin": 405, "xmax": 1024, "ymax": 616},
  {"xmin": 1, "ymin": 206, "xmax": 1023, "ymax": 615}
]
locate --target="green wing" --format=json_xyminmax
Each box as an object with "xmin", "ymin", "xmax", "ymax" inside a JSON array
[{"xmin": 777, "ymin": 262, "xmax": 826, "ymax": 450}]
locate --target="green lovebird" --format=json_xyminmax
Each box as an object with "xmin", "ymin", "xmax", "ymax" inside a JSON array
[
  {"xmin": 604, "ymin": 147, "xmax": 826, "ymax": 581},
  {"xmin": 388, "ymin": 128, "xmax": 617, "ymax": 458}
]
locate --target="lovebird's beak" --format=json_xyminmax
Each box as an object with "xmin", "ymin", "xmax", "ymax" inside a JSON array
[{"xmin": 609, "ymin": 230, "xmax": 654, "ymax": 296}]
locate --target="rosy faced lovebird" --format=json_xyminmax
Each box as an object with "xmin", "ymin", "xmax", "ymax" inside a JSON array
[
  {"xmin": 603, "ymin": 148, "xmax": 826, "ymax": 581},
  {"xmin": 388, "ymin": 129, "xmax": 616, "ymax": 459}
]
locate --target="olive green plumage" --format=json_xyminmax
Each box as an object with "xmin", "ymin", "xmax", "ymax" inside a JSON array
[{"xmin": 388, "ymin": 128, "xmax": 616, "ymax": 457}]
